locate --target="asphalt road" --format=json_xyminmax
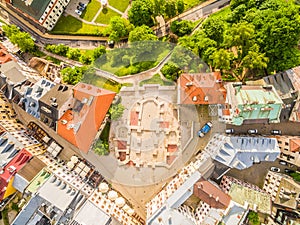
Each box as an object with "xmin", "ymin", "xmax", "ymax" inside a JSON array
[
  {"xmin": 226, "ymin": 121, "xmax": 300, "ymax": 137},
  {"xmin": 226, "ymin": 159, "xmax": 297, "ymax": 189}
]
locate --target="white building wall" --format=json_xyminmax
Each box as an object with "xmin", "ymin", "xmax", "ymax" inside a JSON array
[{"xmin": 38, "ymin": 0, "xmax": 71, "ymax": 31}]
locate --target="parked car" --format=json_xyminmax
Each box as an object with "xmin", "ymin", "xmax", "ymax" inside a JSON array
[
  {"xmin": 77, "ymin": 5, "xmax": 85, "ymax": 11},
  {"xmin": 75, "ymin": 9, "xmax": 82, "ymax": 15},
  {"xmin": 271, "ymin": 167, "xmax": 280, "ymax": 172},
  {"xmin": 284, "ymin": 168, "xmax": 295, "ymax": 174},
  {"xmin": 225, "ymin": 128, "xmax": 234, "ymax": 134},
  {"xmin": 271, "ymin": 130, "xmax": 282, "ymax": 135},
  {"xmin": 79, "ymin": 2, "xmax": 87, "ymax": 8},
  {"xmin": 279, "ymin": 160, "xmax": 287, "ymax": 165},
  {"xmin": 248, "ymin": 129, "xmax": 258, "ymax": 134},
  {"xmin": 198, "ymin": 122, "xmax": 213, "ymax": 137}
]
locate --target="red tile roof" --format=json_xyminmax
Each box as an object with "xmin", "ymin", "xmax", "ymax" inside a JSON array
[
  {"xmin": 178, "ymin": 72, "xmax": 226, "ymax": 104},
  {"xmin": 0, "ymin": 44, "xmax": 15, "ymax": 64},
  {"xmin": 0, "ymin": 149, "xmax": 32, "ymax": 200},
  {"xmin": 290, "ymin": 139, "xmax": 300, "ymax": 152},
  {"xmin": 194, "ymin": 178, "xmax": 231, "ymax": 209},
  {"xmin": 57, "ymin": 83, "xmax": 116, "ymax": 153}
]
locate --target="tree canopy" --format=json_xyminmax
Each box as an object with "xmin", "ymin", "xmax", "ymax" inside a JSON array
[
  {"xmin": 178, "ymin": 0, "xmax": 300, "ymax": 80},
  {"xmin": 129, "ymin": 25, "xmax": 158, "ymax": 42},
  {"xmin": 128, "ymin": 0, "xmax": 154, "ymax": 27},
  {"xmin": 106, "ymin": 16, "xmax": 134, "ymax": 42},
  {"xmin": 2, "ymin": 24, "xmax": 35, "ymax": 52},
  {"xmin": 109, "ymin": 103, "xmax": 125, "ymax": 120},
  {"xmin": 60, "ymin": 66, "xmax": 86, "ymax": 85}
]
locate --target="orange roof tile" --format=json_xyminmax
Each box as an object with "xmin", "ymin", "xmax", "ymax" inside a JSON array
[
  {"xmin": 0, "ymin": 44, "xmax": 15, "ymax": 64},
  {"xmin": 194, "ymin": 178, "xmax": 231, "ymax": 209},
  {"xmin": 178, "ymin": 72, "xmax": 226, "ymax": 104},
  {"xmin": 290, "ymin": 139, "xmax": 300, "ymax": 152},
  {"xmin": 57, "ymin": 83, "xmax": 116, "ymax": 153}
]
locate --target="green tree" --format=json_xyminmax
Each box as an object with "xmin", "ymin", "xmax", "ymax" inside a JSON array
[
  {"xmin": 109, "ymin": 103, "xmax": 125, "ymax": 120},
  {"xmin": 2, "ymin": 24, "xmax": 19, "ymax": 38},
  {"xmin": 176, "ymin": 0, "xmax": 184, "ymax": 14},
  {"xmin": 66, "ymin": 48, "xmax": 81, "ymax": 61},
  {"xmin": 248, "ymin": 211, "xmax": 260, "ymax": 225},
  {"xmin": 210, "ymin": 48, "xmax": 233, "ymax": 72},
  {"xmin": 165, "ymin": 0, "xmax": 177, "ymax": 18},
  {"xmin": 60, "ymin": 66, "xmax": 85, "ymax": 85},
  {"xmin": 128, "ymin": 0, "xmax": 154, "ymax": 27},
  {"xmin": 2, "ymin": 25, "xmax": 35, "ymax": 52},
  {"xmin": 79, "ymin": 54, "xmax": 93, "ymax": 65},
  {"xmin": 106, "ymin": 16, "xmax": 134, "ymax": 42},
  {"xmin": 170, "ymin": 20, "xmax": 193, "ymax": 37},
  {"xmin": 54, "ymin": 44, "xmax": 69, "ymax": 56},
  {"xmin": 129, "ymin": 25, "xmax": 158, "ymax": 42},
  {"xmin": 202, "ymin": 17, "xmax": 225, "ymax": 44},
  {"xmin": 11, "ymin": 32, "xmax": 35, "ymax": 52},
  {"xmin": 161, "ymin": 62, "xmax": 181, "ymax": 81},
  {"xmin": 153, "ymin": 0, "xmax": 165, "ymax": 16},
  {"xmin": 94, "ymin": 140, "xmax": 109, "ymax": 156},
  {"xmin": 93, "ymin": 45, "xmax": 106, "ymax": 60}
]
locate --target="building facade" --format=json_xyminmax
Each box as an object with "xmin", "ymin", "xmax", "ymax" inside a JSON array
[
  {"xmin": 7, "ymin": 0, "xmax": 71, "ymax": 31},
  {"xmin": 222, "ymin": 83, "xmax": 283, "ymax": 125},
  {"xmin": 275, "ymin": 135, "xmax": 300, "ymax": 167}
]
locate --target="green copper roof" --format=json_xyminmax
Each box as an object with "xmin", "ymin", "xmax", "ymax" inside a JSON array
[
  {"xmin": 12, "ymin": 0, "xmax": 51, "ymax": 20},
  {"xmin": 26, "ymin": 169, "xmax": 51, "ymax": 194}
]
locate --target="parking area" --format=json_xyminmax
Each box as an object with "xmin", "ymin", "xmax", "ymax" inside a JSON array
[
  {"xmin": 64, "ymin": 0, "xmax": 91, "ymax": 17},
  {"xmin": 226, "ymin": 159, "xmax": 297, "ymax": 189}
]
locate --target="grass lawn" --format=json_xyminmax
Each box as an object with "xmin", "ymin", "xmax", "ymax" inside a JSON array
[
  {"xmin": 95, "ymin": 8, "xmax": 121, "ymax": 24},
  {"xmin": 51, "ymin": 15, "xmax": 105, "ymax": 35},
  {"xmin": 82, "ymin": 73, "xmax": 122, "ymax": 92},
  {"xmin": 208, "ymin": 6, "xmax": 231, "ymax": 21},
  {"xmin": 139, "ymin": 74, "xmax": 174, "ymax": 86},
  {"xmin": 98, "ymin": 47, "xmax": 171, "ymax": 76},
  {"xmin": 108, "ymin": 0, "xmax": 129, "ymax": 12},
  {"xmin": 80, "ymin": 0, "xmax": 101, "ymax": 22},
  {"xmin": 45, "ymin": 56, "xmax": 62, "ymax": 65},
  {"xmin": 81, "ymin": 49, "xmax": 94, "ymax": 58},
  {"xmin": 183, "ymin": 0, "xmax": 207, "ymax": 9}
]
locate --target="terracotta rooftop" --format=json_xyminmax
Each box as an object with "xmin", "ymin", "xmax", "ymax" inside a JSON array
[
  {"xmin": 178, "ymin": 72, "xmax": 226, "ymax": 104},
  {"xmin": 0, "ymin": 44, "xmax": 15, "ymax": 64},
  {"xmin": 193, "ymin": 178, "xmax": 231, "ymax": 209},
  {"xmin": 290, "ymin": 139, "xmax": 300, "ymax": 152},
  {"xmin": 57, "ymin": 83, "xmax": 116, "ymax": 153}
]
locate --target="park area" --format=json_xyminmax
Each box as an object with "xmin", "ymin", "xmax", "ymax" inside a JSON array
[{"xmin": 51, "ymin": 0, "xmax": 129, "ymax": 35}]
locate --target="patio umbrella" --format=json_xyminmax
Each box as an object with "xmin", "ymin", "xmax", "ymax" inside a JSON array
[
  {"xmin": 67, "ymin": 161, "xmax": 75, "ymax": 169},
  {"xmin": 115, "ymin": 197, "xmax": 125, "ymax": 208},
  {"xmin": 108, "ymin": 190, "xmax": 118, "ymax": 201},
  {"xmin": 99, "ymin": 182, "xmax": 109, "ymax": 193},
  {"xmin": 71, "ymin": 155, "xmax": 79, "ymax": 163}
]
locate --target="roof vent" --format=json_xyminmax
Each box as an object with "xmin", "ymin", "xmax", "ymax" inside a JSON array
[
  {"xmin": 186, "ymin": 82, "xmax": 193, "ymax": 87},
  {"xmin": 263, "ymin": 85, "xmax": 272, "ymax": 90},
  {"xmin": 51, "ymin": 102, "xmax": 58, "ymax": 108},
  {"xmin": 233, "ymin": 82, "xmax": 242, "ymax": 87},
  {"xmin": 61, "ymin": 120, "xmax": 67, "ymax": 125}
]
